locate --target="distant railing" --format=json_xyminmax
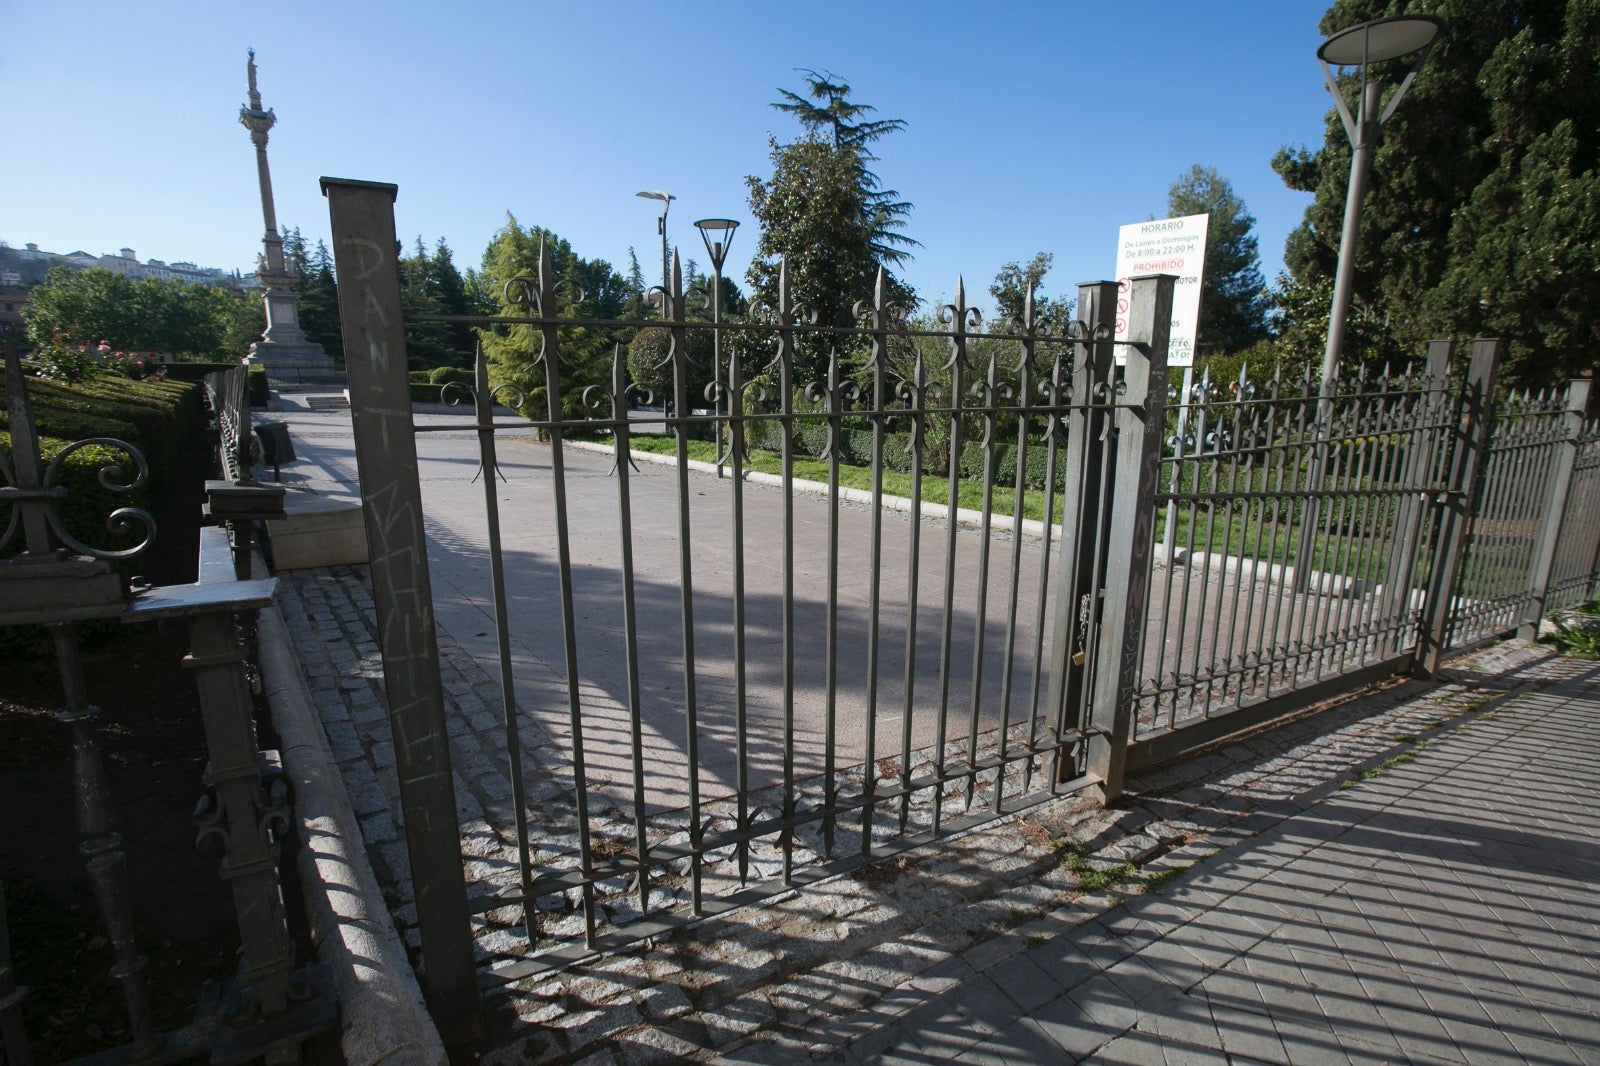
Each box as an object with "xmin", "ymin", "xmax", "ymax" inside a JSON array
[{"xmin": 203, "ymin": 365, "xmax": 285, "ymax": 579}]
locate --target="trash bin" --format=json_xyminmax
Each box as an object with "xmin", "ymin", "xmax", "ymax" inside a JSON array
[{"xmin": 253, "ymin": 420, "xmax": 295, "ymax": 480}]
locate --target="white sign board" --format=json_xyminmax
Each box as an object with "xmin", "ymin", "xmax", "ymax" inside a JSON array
[{"xmin": 1112, "ymin": 212, "xmax": 1209, "ymax": 367}]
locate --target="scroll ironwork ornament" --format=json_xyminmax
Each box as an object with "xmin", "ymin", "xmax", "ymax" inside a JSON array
[{"xmin": 2, "ymin": 343, "xmax": 156, "ymax": 565}]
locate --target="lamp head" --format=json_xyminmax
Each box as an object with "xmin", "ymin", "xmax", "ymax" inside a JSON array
[
  {"xmin": 694, "ymin": 218, "xmax": 740, "ymax": 271},
  {"xmin": 1318, "ymin": 14, "xmax": 1442, "ymax": 67}
]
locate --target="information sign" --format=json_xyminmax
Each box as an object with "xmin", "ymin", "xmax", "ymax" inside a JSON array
[{"xmin": 1111, "ymin": 213, "xmax": 1209, "ymax": 366}]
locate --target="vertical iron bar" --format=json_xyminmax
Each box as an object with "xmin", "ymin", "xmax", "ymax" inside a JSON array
[
  {"xmin": 538, "ymin": 243, "xmax": 599, "ymax": 946},
  {"xmin": 963, "ymin": 350, "xmax": 999, "ymax": 810},
  {"xmin": 899, "ymin": 347, "xmax": 928, "ymax": 832},
  {"xmin": 470, "ymin": 343, "xmax": 537, "ymax": 948},
  {"xmin": 823, "ymin": 346, "xmax": 843, "ymax": 854},
  {"xmin": 777, "ymin": 263, "xmax": 798, "ymax": 883},
  {"xmin": 729, "ymin": 289, "xmax": 751, "ymax": 886},
  {"xmin": 1236, "ymin": 370, "xmax": 1275, "ymax": 700},
  {"xmin": 1170, "ymin": 371, "xmax": 1208, "ymax": 726},
  {"xmin": 1191, "ymin": 372, "xmax": 1222, "ymax": 718},
  {"xmin": 994, "ymin": 317, "xmax": 1036, "ymax": 812},
  {"xmin": 1286, "ymin": 375, "xmax": 1322, "ymax": 688},
  {"xmin": 53, "ymin": 622, "xmax": 164, "ymax": 1060},
  {"xmin": 320, "ymin": 178, "xmax": 480, "ymax": 1041},
  {"xmin": 1260, "ymin": 368, "xmax": 1295, "ymax": 697},
  {"xmin": 609, "ymin": 345, "xmax": 651, "ymax": 917},
  {"xmin": 1022, "ymin": 335, "xmax": 1067, "ymax": 792},
  {"xmin": 1217, "ymin": 370, "xmax": 1252, "ymax": 712},
  {"xmin": 664, "ymin": 252, "xmax": 704, "ymax": 912},
  {"xmin": 1086, "ymin": 274, "xmax": 1174, "ymax": 800},
  {"xmin": 861, "ymin": 270, "xmax": 890, "ymax": 859},
  {"xmin": 933, "ymin": 280, "xmax": 971, "ymax": 833}
]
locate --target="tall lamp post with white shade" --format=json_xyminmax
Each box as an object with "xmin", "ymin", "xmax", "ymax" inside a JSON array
[
  {"xmin": 695, "ymin": 218, "xmax": 739, "ymax": 475},
  {"xmin": 1315, "ymin": 13, "xmax": 1443, "ymax": 400},
  {"xmin": 636, "ymin": 190, "xmax": 674, "ymax": 318},
  {"xmin": 1296, "ymin": 13, "xmax": 1442, "ymax": 591}
]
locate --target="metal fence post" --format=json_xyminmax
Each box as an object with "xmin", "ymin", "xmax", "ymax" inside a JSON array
[
  {"xmin": 321, "ymin": 177, "xmax": 481, "ymax": 1041},
  {"xmin": 1416, "ymin": 338, "xmax": 1501, "ymax": 677},
  {"xmin": 1045, "ymin": 281, "xmax": 1117, "ymax": 784},
  {"xmin": 1519, "ymin": 378, "xmax": 1593, "ymax": 638},
  {"xmin": 1086, "ymin": 275, "xmax": 1173, "ymax": 800},
  {"xmin": 1376, "ymin": 340, "xmax": 1453, "ymax": 656}
]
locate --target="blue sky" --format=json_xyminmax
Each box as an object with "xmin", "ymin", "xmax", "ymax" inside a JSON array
[{"xmin": 5, "ymin": 1, "xmax": 1340, "ymax": 315}]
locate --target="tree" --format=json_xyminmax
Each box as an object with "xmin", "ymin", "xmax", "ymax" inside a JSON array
[
  {"xmin": 296, "ymin": 239, "xmax": 343, "ymax": 363},
  {"xmin": 772, "ymin": 70, "xmax": 918, "ymax": 267},
  {"xmin": 23, "ymin": 267, "xmax": 241, "ymax": 358},
  {"xmin": 988, "ymin": 252, "xmax": 1074, "ymax": 334},
  {"xmin": 477, "ymin": 214, "xmax": 631, "ymax": 425},
  {"xmin": 223, "ymin": 288, "xmax": 266, "ymax": 356},
  {"xmin": 429, "ymin": 238, "xmax": 475, "ymax": 363},
  {"xmin": 624, "ymin": 247, "xmax": 649, "ymax": 320},
  {"xmin": 1275, "ymin": 0, "xmax": 1600, "ymax": 388},
  {"xmin": 746, "ymin": 72, "xmax": 917, "ymax": 381},
  {"xmin": 1165, "ymin": 166, "xmax": 1270, "ymax": 356}
]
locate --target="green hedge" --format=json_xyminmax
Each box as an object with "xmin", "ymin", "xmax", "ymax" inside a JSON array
[{"xmin": 1, "ymin": 375, "xmax": 199, "ymax": 533}]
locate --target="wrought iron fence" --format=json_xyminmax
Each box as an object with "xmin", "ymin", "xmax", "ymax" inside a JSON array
[
  {"xmin": 1128, "ymin": 343, "xmax": 1458, "ymax": 760},
  {"xmin": 322, "ymin": 180, "xmax": 1600, "ymax": 1034},
  {"xmin": 1445, "ymin": 378, "xmax": 1600, "ymax": 649},
  {"xmin": 324, "ymin": 174, "xmax": 1176, "ymax": 1037}
]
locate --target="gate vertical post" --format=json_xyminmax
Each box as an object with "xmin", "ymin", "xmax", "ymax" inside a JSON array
[
  {"xmin": 1046, "ymin": 282, "xmax": 1117, "ymax": 784},
  {"xmin": 1519, "ymin": 378, "xmax": 1592, "ymax": 638},
  {"xmin": 1416, "ymin": 338, "xmax": 1500, "ymax": 677},
  {"xmin": 1377, "ymin": 340, "xmax": 1452, "ymax": 658},
  {"xmin": 321, "ymin": 178, "xmax": 481, "ymax": 1041},
  {"xmin": 1086, "ymin": 275, "xmax": 1173, "ymax": 800}
]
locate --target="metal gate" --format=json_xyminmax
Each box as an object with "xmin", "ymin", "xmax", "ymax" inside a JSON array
[{"xmin": 322, "ymin": 179, "xmax": 1173, "ymax": 1034}]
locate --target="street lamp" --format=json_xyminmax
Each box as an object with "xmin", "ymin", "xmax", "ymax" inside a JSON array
[
  {"xmin": 1315, "ymin": 14, "xmax": 1443, "ymax": 397},
  {"xmin": 1297, "ymin": 13, "xmax": 1442, "ymax": 593},
  {"xmin": 695, "ymin": 218, "xmax": 739, "ymax": 475},
  {"xmin": 636, "ymin": 190, "xmax": 674, "ymax": 318}
]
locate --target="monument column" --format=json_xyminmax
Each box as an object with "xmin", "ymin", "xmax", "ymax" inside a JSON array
[{"xmin": 239, "ymin": 49, "xmax": 337, "ymax": 383}]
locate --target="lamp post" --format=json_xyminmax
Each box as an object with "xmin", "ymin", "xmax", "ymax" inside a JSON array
[
  {"xmin": 1296, "ymin": 13, "xmax": 1442, "ymax": 592},
  {"xmin": 636, "ymin": 190, "xmax": 674, "ymax": 318},
  {"xmin": 1315, "ymin": 14, "xmax": 1442, "ymax": 399},
  {"xmin": 695, "ymin": 218, "xmax": 739, "ymax": 476}
]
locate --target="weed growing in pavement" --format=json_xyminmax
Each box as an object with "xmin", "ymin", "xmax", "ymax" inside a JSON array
[
  {"xmin": 1341, "ymin": 746, "xmax": 1425, "ymax": 789},
  {"xmin": 1143, "ymin": 867, "xmax": 1186, "ymax": 892},
  {"xmin": 1056, "ymin": 841, "xmax": 1135, "ymax": 893},
  {"xmin": 1544, "ymin": 601, "xmax": 1600, "ymax": 658}
]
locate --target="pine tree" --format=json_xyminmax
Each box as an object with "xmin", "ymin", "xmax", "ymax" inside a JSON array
[
  {"xmin": 477, "ymin": 214, "xmax": 630, "ymax": 424},
  {"xmin": 297, "ymin": 240, "xmax": 343, "ymax": 362},
  {"xmin": 746, "ymin": 71, "xmax": 917, "ymax": 381},
  {"xmin": 1275, "ymin": 0, "xmax": 1600, "ymax": 387},
  {"xmin": 1166, "ymin": 166, "xmax": 1270, "ymax": 356}
]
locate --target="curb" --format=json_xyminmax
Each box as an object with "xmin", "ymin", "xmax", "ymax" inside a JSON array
[{"xmin": 256, "ymin": 565, "xmax": 450, "ymax": 1065}]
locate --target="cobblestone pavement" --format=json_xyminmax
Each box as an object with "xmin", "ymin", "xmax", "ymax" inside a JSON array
[{"xmin": 276, "ymin": 551, "xmax": 1599, "ymax": 1064}]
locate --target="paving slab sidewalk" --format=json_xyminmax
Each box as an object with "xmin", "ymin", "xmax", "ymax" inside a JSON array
[{"xmin": 275, "ymin": 548, "xmax": 1600, "ymax": 1064}]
